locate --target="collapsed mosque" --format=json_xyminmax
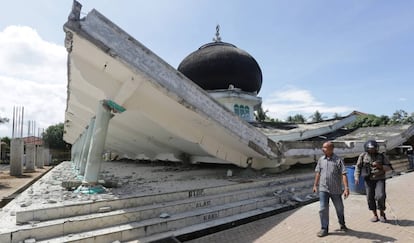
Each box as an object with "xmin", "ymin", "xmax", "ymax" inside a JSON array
[
  {"xmin": 2, "ymin": 2, "xmax": 414, "ymax": 242},
  {"xmin": 63, "ymin": 1, "xmax": 414, "ymax": 182}
]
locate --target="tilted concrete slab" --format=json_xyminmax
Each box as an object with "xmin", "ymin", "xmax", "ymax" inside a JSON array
[
  {"xmin": 63, "ymin": 2, "xmax": 284, "ymax": 170},
  {"xmin": 278, "ymin": 124, "xmax": 414, "ymax": 167},
  {"xmin": 257, "ymin": 112, "xmax": 358, "ymax": 142}
]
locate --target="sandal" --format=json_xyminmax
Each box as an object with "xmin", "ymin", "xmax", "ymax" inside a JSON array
[{"xmin": 370, "ymin": 216, "xmax": 379, "ymax": 222}]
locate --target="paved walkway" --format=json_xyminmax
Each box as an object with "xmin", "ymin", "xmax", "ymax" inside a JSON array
[{"xmin": 187, "ymin": 171, "xmax": 414, "ymax": 243}]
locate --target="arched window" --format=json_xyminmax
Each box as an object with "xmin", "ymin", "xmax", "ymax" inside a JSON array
[
  {"xmin": 244, "ymin": 106, "xmax": 250, "ymax": 119},
  {"xmin": 234, "ymin": 104, "xmax": 240, "ymax": 115}
]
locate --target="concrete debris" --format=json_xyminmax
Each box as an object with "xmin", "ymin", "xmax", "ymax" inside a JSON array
[
  {"xmin": 20, "ymin": 201, "xmax": 32, "ymax": 207},
  {"xmin": 159, "ymin": 213, "xmax": 170, "ymax": 218},
  {"xmin": 61, "ymin": 180, "xmax": 82, "ymax": 190},
  {"xmin": 98, "ymin": 206, "xmax": 112, "ymax": 213},
  {"xmin": 226, "ymin": 169, "xmax": 233, "ymax": 177},
  {"xmin": 291, "ymin": 195, "xmax": 304, "ymax": 202}
]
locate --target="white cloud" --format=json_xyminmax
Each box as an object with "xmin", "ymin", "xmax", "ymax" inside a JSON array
[
  {"xmin": 262, "ymin": 86, "xmax": 354, "ymax": 121},
  {"xmin": 0, "ymin": 25, "xmax": 67, "ymax": 138}
]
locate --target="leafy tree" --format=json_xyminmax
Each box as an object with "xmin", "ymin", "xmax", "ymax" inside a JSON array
[
  {"xmin": 255, "ymin": 106, "xmax": 269, "ymax": 122},
  {"xmin": 310, "ymin": 110, "xmax": 324, "ymax": 122},
  {"xmin": 287, "ymin": 114, "xmax": 305, "ymax": 123},
  {"xmin": 346, "ymin": 110, "xmax": 413, "ymax": 129},
  {"xmin": 389, "ymin": 110, "xmax": 414, "ymax": 125},
  {"xmin": 378, "ymin": 115, "xmax": 390, "ymax": 125},
  {"xmin": 1, "ymin": 136, "xmax": 10, "ymax": 145},
  {"xmin": 333, "ymin": 113, "xmax": 341, "ymax": 119},
  {"xmin": 43, "ymin": 123, "xmax": 70, "ymax": 150},
  {"xmin": 0, "ymin": 117, "xmax": 9, "ymax": 124},
  {"xmin": 269, "ymin": 118, "xmax": 282, "ymax": 123}
]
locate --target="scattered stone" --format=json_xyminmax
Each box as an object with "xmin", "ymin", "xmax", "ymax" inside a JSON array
[
  {"xmin": 291, "ymin": 195, "xmax": 304, "ymax": 202},
  {"xmin": 98, "ymin": 206, "xmax": 112, "ymax": 213},
  {"xmin": 227, "ymin": 169, "xmax": 233, "ymax": 177},
  {"xmin": 20, "ymin": 201, "xmax": 32, "ymax": 207},
  {"xmin": 102, "ymin": 180, "xmax": 119, "ymax": 188},
  {"xmin": 62, "ymin": 180, "xmax": 82, "ymax": 190}
]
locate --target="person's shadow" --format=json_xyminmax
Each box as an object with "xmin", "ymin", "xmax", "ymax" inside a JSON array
[
  {"xmin": 329, "ymin": 219, "xmax": 414, "ymax": 242},
  {"xmin": 330, "ymin": 228, "xmax": 396, "ymax": 242},
  {"xmin": 390, "ymin": 219, "xmax": 414, "ymax": 227}
]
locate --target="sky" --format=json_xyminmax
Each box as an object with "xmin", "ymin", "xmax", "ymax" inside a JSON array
[{"xmin": 0, "ymin": 0, "xmax": 413, "ymax": 138}]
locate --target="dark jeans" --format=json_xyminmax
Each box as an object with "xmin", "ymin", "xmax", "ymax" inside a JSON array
[
  {"xmin": 319, "ymin": 191, "xmax": 345, "ymax": 231},
  {"xmin": 364, "ymin": 179, "xmax": 386, "ymax": 211}
]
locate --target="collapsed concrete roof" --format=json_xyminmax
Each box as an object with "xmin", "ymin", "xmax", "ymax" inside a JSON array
[{"xmin": 63, "ymin": 1, "xmax": 414, "ymax": 171}]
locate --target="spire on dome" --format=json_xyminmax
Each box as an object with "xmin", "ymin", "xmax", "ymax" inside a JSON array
[{"xmin": 213, "ymin": 24, "xmax": 222, "ymax": 42}]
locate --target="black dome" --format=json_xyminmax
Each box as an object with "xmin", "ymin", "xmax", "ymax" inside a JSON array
[{"xmin": 178, "ymin": 41, "xmax": 262, "ymax": 93}]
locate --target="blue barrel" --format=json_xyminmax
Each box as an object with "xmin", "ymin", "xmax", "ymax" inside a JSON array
[
  {"xmin": 346, "ymin": 165, "xmax": 366, "ymax": 194},
  {"xmin": 408, "ymin": 154, "xmax": 414, "ymax": 170}
]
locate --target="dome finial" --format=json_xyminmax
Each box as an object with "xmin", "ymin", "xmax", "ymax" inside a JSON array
[{"xmin": 213, "ymin": 24, "xmax": 222, "ymax": 42}]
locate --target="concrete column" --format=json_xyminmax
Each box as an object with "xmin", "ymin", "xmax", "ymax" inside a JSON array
[
  {"xmin": 79, "ymin": 117, "xmax": 96, "ymax": 176},
  {"xmin": 25, "ymin": 143, "xmax": 36, "ymax": 172},
  {"xmin": 73, "ymin": 136, "xmax": 84, "ymax": 171},
  {"xmin": 43, "ymin": 148, "xmax": 50, "ymax": 166},
  {"xmin": 36, "ymin": 145, "xmax": 44, "ymax": 168},
  {"xmin": 77, "ymin": 133, "xmax": 88, "ymax": 170},
  {"xmin": 10, "ymin": 138, "xmax": 24, "ymax": 176},
  {"xmin": 83, "ymin": 101, "xmax": 112, "ymax": 184},
  {"xmin": 73, "ymin": 139, "xmax": 82, "ymax": 170},
  {"xmin": 70, "ymin": 141, "xmax": 76, "ymax": 162}
]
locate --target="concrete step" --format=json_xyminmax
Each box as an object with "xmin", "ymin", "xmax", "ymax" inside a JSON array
[
  {"xmin": 15, "ymin": 172, "xmax": 315, "ymax": 224},
  {"xmin": 37, "ymin": 194, "xmax": 313, "ymax": 243},
  {"xmin": 134, "ymin": 204, "xmax": 301, "ymax": 243},
  {"xmin": 3, "ymin": 177, "xmax": 315, "ymax": 242}
]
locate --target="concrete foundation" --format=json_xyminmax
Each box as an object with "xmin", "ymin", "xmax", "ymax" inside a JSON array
[
  {"xmin": 36, "ymin": 146, "xmax": 44, "ymax": 168},
  {"xmin": 10, "ymin": 138, "xmax": 24, "ymax": 176},
  {"xmin": 25, "ymin": 144, "xmax": 36, "ymax": 172}
]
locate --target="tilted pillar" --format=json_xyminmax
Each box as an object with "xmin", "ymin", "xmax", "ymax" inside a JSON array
[
  {"xmin": 73, "ymin": 135, "xmax": 84, "ymax": 171},
  {"xmin": 10, "ymin": 138, "xmax": 24, "ymax": 176},
  {"xmin": 74, "ymin": 135, "xmax": 82, "ymax": 170},
  {"xmin": 83, "ymin": 101, "xmax": 112, "ymax": 184},
  {"xmin": 79, "ymin": 117, "xmax": 96, "ymax": 176}
]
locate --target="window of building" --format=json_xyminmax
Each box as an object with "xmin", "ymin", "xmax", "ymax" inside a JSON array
[
  {"xmin": 234, "ymin": 104, "xmax": 250, "ymax": 120},
  {"xmin": 234, "ymin": 104, "xmax": 240, "ymax": 115}
]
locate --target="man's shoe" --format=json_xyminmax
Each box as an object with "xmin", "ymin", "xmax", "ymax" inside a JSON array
[
  {"xmin": 370, "ymin": 216, "xmax": 379, "ymax": 222},
  {"xmin": 379, "ymin": 214, "xmax": 386, "ymax": 223},
  {"xmin": 317, "ymin": 229, "xmax": 328, "ymax": 237},
  {"xmin": 340, "ymin": 225, "xmax": 348, "ymax": 232}
]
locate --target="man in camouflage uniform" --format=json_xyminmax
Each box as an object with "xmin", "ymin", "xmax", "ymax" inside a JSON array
[{"xmin": 354, "ymin": 140, "xmax": 392, "ymax": 223}]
